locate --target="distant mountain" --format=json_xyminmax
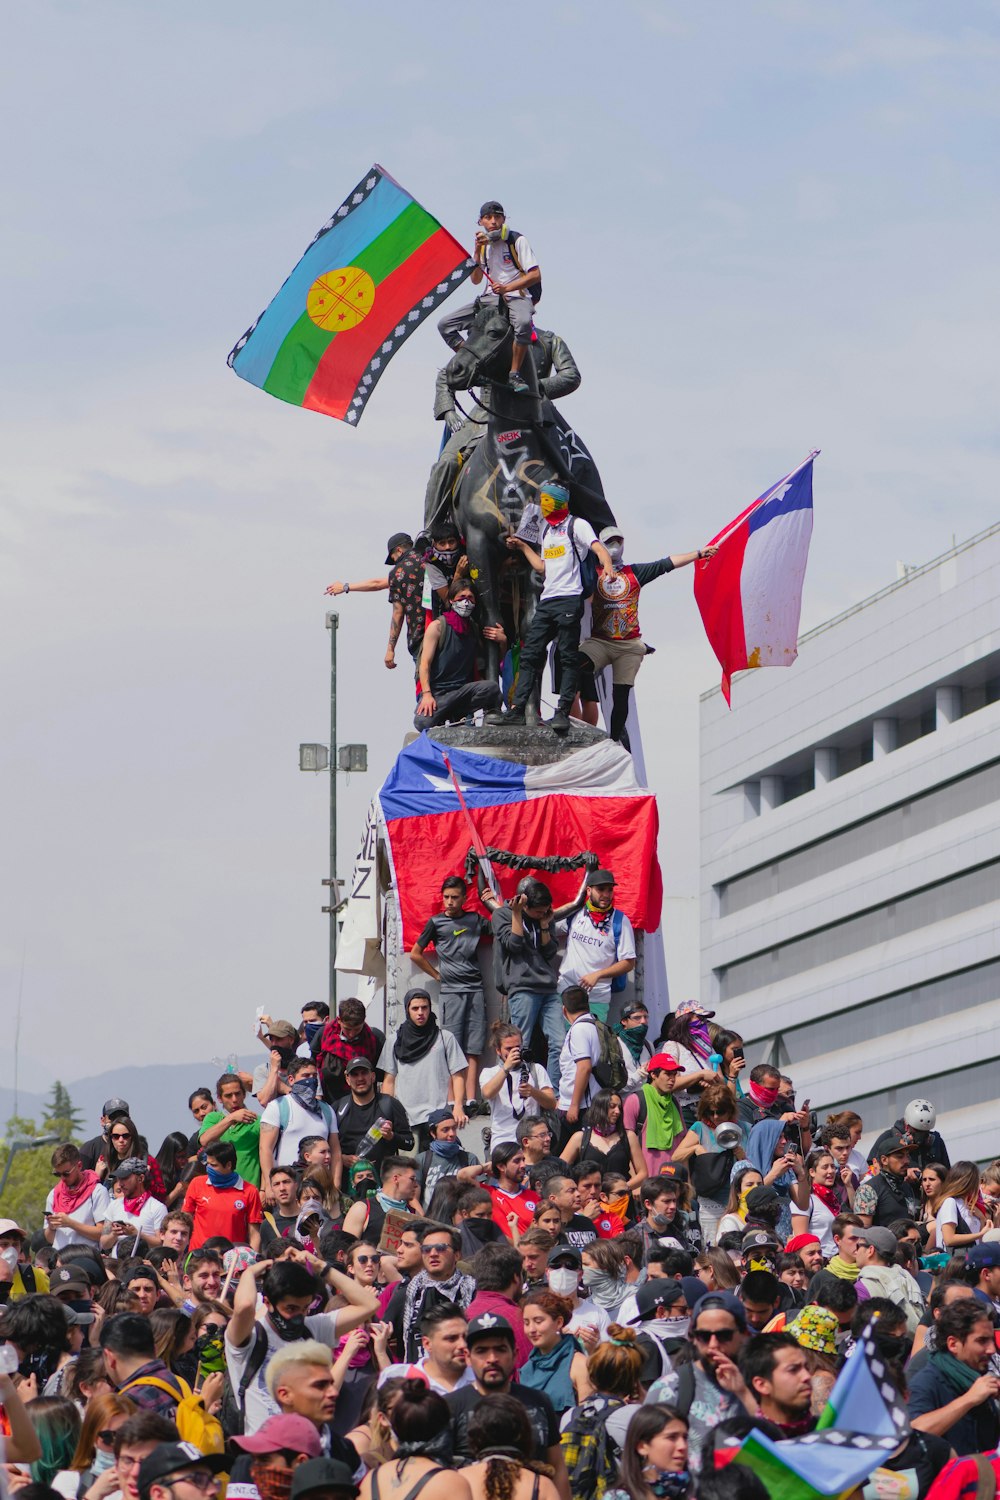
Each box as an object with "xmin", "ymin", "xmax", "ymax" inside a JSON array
[{"xmin": 0, "ymin": 1055, "xmax": 262, "ymax": 1148}]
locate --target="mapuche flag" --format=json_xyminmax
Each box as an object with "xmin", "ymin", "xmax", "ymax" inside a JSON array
[
  {"xmin": 694, "ymin": 451, "xmax": 818, "ymax": 706},
  {"xmin": 228, "ymin": 164, "xmax": 474, "ymax": 425}
]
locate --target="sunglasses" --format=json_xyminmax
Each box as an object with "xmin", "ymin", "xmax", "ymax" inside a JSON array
[
  {"xmin": 692, "ymin": 1327, "xmax": 738, "ymax": 1346},
  {"xmin": 353, "ymin": 1254, "xmax": 380, "ymax": 1265},
  {"xmin": 97, "ymin": 1430, "xmax": 118, "ymax": 1446},
  {"xmin": 421, "ymin": 1243, "xmax": 452, "ymax": 1255}
]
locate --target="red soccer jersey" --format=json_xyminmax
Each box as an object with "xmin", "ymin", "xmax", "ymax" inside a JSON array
[
  {"xmin": 489, "ymin": 1185, "xmax": 539, "ymax": 1240},
  {"xmin": 182, "ymin": 1176, "xmax": 263, "ymax": 1248}
]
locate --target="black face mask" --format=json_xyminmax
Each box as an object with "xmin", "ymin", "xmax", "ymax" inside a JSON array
[
  {"xmin": 268, "ymin": 1308, "xmax": 309, "ymax": 1341},
  {"xmin": 874, "ymin": 1333, "xmax": 909, "ymax": 1362}
]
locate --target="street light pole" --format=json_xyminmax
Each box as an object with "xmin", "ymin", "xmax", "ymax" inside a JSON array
[{"xmin": 327, "ymin": 611, "xmax": 339, "ymax": 1010}]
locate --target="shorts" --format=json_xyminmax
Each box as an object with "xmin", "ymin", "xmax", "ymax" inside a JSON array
[
  {"xmin": 441, "ymin": 989, "xmax": 487, "ymax": 1056},
  {"xmin": 579, "ymin": 635, "xmax": 647, "ymax": 686}
]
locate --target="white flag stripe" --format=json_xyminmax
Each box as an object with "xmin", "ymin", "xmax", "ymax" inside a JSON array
[{"xmin": 740, "ymin": 506, "xmax": 813, "ymax": 669}]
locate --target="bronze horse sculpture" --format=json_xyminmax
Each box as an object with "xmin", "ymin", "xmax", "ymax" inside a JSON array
[{"xmin": 439, "ymin": 304, "xmax": 617, "ymax": 699}]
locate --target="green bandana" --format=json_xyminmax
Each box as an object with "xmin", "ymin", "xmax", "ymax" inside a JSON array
[
  {"xmin": 642, "ymin": 1082, "xmax": 684, "ymax": 1152},
  {"xmin": 826, "ymin": 1254, "xmax": 860, "ymax": 1281}
]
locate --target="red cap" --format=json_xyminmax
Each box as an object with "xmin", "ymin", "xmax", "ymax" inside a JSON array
[
  {"xmin": 785, "ymin": 1233, "xmax": 821, "ymax": 1254},
  {"xmin": 231, "ymin": 1415, "xmax": 323, "ymax": 1457},
  {"xmin": 647, "ymin": 1053, "xmax": 682, "ymax": 1073}
]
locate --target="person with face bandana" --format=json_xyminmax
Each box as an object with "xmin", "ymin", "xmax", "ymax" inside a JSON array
[
  {"xmin": 555, "ymin": 870, "xmax": 636, "ymax": 1026},
  {"xmin": 505, "ymin": 483, "xmax": 615, "ymax": 734},
  {"xmin": 259, "ymin": 1059, "xmax": 342, "ymax": 1205},
  {"xmin": 254, "ymin": 1020, "xmax": 301, "ymax": 1108},
  {"xmin": 578, "ymin": 530, "xmax": 718, "ymax": 749},
  {"xmin": 182, "ymin": 1141, "xmax": 263, "ymax": 1251},
  {"xmin": 627, "ymin": 1280, "xmax": 693, "ymax": 1386},
  {"xmin": 228, "ymin": 1411, "xmax": 326, "ymax": 1500},
  {"xmin": 379, "ymin": 989, "xmax": 469, "ymax": 1146},
  {"xmin": 414, "ymin": 578, "xmax": 507, "ymax": 729}
]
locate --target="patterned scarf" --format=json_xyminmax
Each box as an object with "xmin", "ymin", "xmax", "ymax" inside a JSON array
[
  {"xmin": 812, "ymin": 1182, "xmax": 842, "ymax": 1215},
  {"xmin": 583, "ymin": 899, "xmax": 614, "ymax": 929},
  {"xmin": 402, "ymin": 1269, "xmax": 475, "ymax": 1359},
  {"xmin": 317, "ymin": 1017, "xmax": 380, "ymax": 1067},
  {"xmin": 442, "ymin": 609, "xmax": 472, "ymax": 635}
]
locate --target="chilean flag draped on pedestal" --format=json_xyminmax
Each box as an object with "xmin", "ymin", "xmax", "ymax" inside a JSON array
[
  {"xmin": 378, "ymin": 735, "xmax": 663, "ymax": 948},
  {"xmin": 694, "ymin": 452, "xmax": 818, "ymax": 706}
]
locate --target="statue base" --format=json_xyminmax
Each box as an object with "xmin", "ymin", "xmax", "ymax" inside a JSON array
[{"xmin": 428, "ymin": 720, "xmax": 607, "ymax": 766}]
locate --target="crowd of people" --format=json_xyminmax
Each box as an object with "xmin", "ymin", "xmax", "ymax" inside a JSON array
[
  {"xmin": 3, "ymin": 201, "xmax": 998, "ymax": 1500},
  {"xmin": 2, "ymin": 936, "xmax": 1000, "ymax": 1500}
]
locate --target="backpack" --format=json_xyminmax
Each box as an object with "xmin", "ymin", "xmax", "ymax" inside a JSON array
[
  {"xmin": 217, "ymin": 1323, "xmax": 269, "ymax": 1438},
  {"xmin": 560, "ymin": 1393, "xmax": 624, "ymax": 1500},
  {"xmin": 498, "ymin": 226, "xmax": 542, "ymax": 304},
  {"xmin": 584, "ymin": 1015, "xmax": 628, "ymax": 1093},
  {"xmin": 277, "ymin": 1094, "xmax": 336, "ymax": 1137},
  {"xmin": 122, "ymin": 1374, "xmax": 226, "ymax": 1456},
  {"xmin": 568, "ymin": 517, "xmax": 598, "ymax": 599}
]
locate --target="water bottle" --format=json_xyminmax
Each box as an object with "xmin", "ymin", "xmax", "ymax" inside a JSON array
[{"xmin": 356, "ymin": 1120, "xmax": 385, "ymax": 1160}]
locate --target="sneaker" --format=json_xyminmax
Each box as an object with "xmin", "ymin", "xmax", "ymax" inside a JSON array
[
  {"xmin": 509, "ymin": 371, "xmax": 530, "ymax": 394},
  {"xmin": 505, "ymin": 707, "xmax": 527, "ymax": 725},
  {"xmin": 549, "ymin": 709, "xmax": 571, "ymax": 734}
]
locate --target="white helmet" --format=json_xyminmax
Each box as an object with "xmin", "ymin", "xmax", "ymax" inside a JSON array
[{"xmin": 903, "ymin": 1099, "xmax": 936, "ymax": 1132}]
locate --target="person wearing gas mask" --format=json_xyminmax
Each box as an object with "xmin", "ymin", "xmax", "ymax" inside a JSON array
[
  {"xmin": 578, "ymin": 530, "xmax": 717, "ymax": 749},
  {"xmin": 414, "ymin": 578, "xmax": 507, "ymax": 728},
  {"xmin": 259, "ymin": 1058, "xmax": 342, "ymax": 1205}
]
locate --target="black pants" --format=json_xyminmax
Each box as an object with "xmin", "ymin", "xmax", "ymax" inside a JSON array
[
  {"xmin": 514, "ymin": 597, "xmax": 584, "ymax": 713},
  {"xmin": 413, "ymin": 681, "xmax": 501, "ymax": 729}
]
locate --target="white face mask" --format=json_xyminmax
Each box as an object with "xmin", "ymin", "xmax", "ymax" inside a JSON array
[
  {"xmin": 547, "ymin": 1268, "xmax": 579, "ymax": 1297},
  {"xmin": 660, "ymin": 1315, "xmax": 690, "ymax": 1338},
  {"xmin": 452, "ymin": 598, "xmax": 475, "ymax": 618},
  {"xmin": 607, "ymin": 542, "xmax": 624, "ymax": 564}
]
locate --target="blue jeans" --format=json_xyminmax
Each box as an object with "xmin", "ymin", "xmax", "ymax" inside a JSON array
[{"xmin": 508, "ymin": 989, "xmax": 566, "ymax": 1097}]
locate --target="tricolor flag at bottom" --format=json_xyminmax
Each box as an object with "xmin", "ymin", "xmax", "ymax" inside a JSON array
[{"xmin": 694, "ymin": 450, "xmax": 818, "ymax": 705}]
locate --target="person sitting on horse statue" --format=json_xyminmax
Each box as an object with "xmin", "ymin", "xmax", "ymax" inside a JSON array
[
  {"xmin": 437, "ymin": 199, "xmax": 540, "ymax": 395},
  {"xmin": 505, "ymin": 483, "xmax": 614, "ymax": 735},
  {"xmin": 414, "ymin": 577, "xmax": 508, "ymax": 728}
]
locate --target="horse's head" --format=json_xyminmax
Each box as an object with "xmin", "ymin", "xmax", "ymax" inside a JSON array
[{"xmin": 443, "ymin": 303, "xmax": 513, "ymax": 392}]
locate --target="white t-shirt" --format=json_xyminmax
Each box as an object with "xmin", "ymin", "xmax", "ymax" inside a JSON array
[
  {"xmin": 565, "ymin": 1296, "xmax": 611, "ymax": 1343},
  {"xmin": 558, "ymin": 1016, "xmax": 602, "ymax": 1111},
  {"xmin": 260, "ymin": 1096, "xmax": 337, "ymax": 1168},
  {"xmin": 540, "ymin": 516, "xmax": 597, "ymax": 601},
  {"xmin": 103, "ymin": 1194, "xmax": 167, "ymax": 1255},
  {"xmin": 378, "ymin": 1029, "xmax": 467, "ymax": 1128},
  {"xmin": 483, "ymin": 231, "xmax": 537, "ymax": 298},
  {"xmin": 806, "ymin": 1193, "xmax": 838, "ymax": 1258},
  {"xmin": 557, "ymin": 909, "xmax": 636, "ymax": 1007},
  {"xmin": 618, "ymin": 1035, "xmax": 654, "ymax": 1090},
  {"xmin": 44, "ymin": 1182, "xmax": 111, "ymax": 1249},
  {"xmin": 664, "ymin": 1041, "xmax": 708, "ymax": 1110},
  {"xmin": 225, "ymin": 1306, "xmax": 341, "ymax": 1434},
  {"xmin": 932, "ymin": 1197, "xmax": 983, "ymax": 1249},
  {"xmin": 481, "ymin": 1061, "xmax": 554, "ymax": 1146}
]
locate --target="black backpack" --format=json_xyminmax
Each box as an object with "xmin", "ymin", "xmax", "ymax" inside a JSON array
[
  {"xmin": 218, "ymin": 1323, "xmax": 269, "ymax": 1438},
  {"xmin": 497, "ymin": 226, "xmax": 542, "ymax": 303},
  {"xmin": 568, "ymin": 517, "xmax": 598, "ymax": 599}
]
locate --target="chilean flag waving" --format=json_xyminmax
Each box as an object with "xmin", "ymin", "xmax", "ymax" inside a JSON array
[
  {"xmin": 379, "ymin": 735, "xmax": 663, "ymax": 947},
  {"xmin": 694, "ymin": 451, "xmax": 818, "ymax": 706}
]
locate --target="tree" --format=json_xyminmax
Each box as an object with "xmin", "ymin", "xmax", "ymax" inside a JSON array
[
  {"xmin": 43, "ymin": 1081, "xmax": 84, "ymax": 1142},
  {"xmin": 0, "ymin": 1115, "xmax": 55, "ymax": 1234}
]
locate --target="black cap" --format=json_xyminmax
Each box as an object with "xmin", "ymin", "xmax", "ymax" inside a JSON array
[
  {"xmin": 547, "ymin": 1245, "xmax": 582, "ymax": 1268},
  {"xmin": 427, "ymin": 1107, "xmax": 456, "ymax": 1129},
  {"xmin": 587, "ymin": 869, "xmax": 615, "ymax": 887},
  {"xmin": 631, "ymin": 1279, "xmax": 685, "ymax": 1322},
  {"xmin": 289, "ymin": 1458, "xmax": 359, "ymax": 1500},
  {"xmin": 103, "ymin": 1097, "xmax": 130, "ymax": 1117},
  {"xmin": 138, "ymin": 1442, "xmax": 227, "ymax": 1497},
  {"xmin": 49, "ymin": 1267, "xmax": 91, "ymax": 1298},
  {"xmin": 879, "ymin": 1134, "xmax": 912, "ymax": 1156},
  {"xmin": 466, "ymin": 1311, "xmax": 515, "ymax": 1346},
  {"xmin": 344, "ymin": 1056, "xmax": 375, "ymax": 1074},
  {"xmin": 385, "ymin": 531, "xmax": 413, "ymax": 565},
  {"xmin": 479, "ymin": 200, "xmax": 505, "ymax": 218}
]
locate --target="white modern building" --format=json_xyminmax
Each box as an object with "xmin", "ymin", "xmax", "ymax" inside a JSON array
[{"xmin": 700, "ymin": 523, "xmax": 1000, "ymax": 1164}]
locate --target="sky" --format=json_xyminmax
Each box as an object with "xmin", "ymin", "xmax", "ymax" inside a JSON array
[{"xmin": 2, "ymin": 1, "xmax": 999, "ymax": 1093}]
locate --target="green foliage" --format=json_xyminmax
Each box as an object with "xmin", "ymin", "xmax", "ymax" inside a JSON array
[
  {"xmin": 43, "ymin": 1080, "xmax": 84, "ymax": 1140},
  {"xmin": 0, "ymin": 1082, "xmax": 81, "ymax": 1232},
  {"xmin": 0, "ymin": 1115, "xmax": 55, "ymax": 1234}
]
